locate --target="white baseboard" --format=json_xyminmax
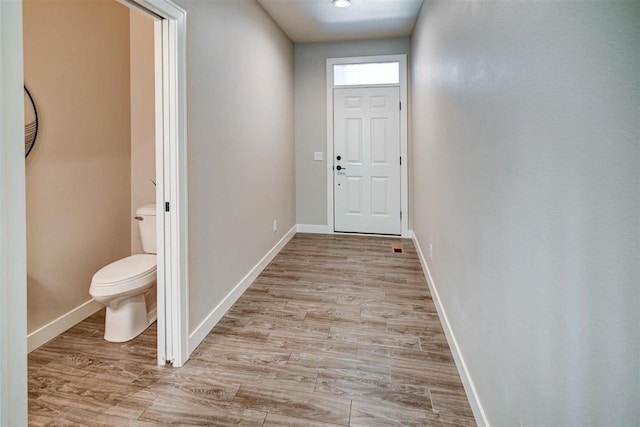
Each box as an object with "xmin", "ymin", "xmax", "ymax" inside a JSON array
[
  {"xmin": 296, "ymin": 224, "xmax": 330, "ymax": 234},
  {"xmin": 412, "ymin": 233, "xmax": 490, "ymax": 427},
  {"xmin": 298, "ymin": 224, "xmax": 412, "ymax": 239},
  {"xmin": 188, "ymin": 225, "xmax": 297, "ymax": 353},
  {"xmin": 27, "ymin": 299, "xmax": 103, "ymax": 353},
  {"xmin": 402, "ymin": 229, "xmax": 414, "ymax": 239}
]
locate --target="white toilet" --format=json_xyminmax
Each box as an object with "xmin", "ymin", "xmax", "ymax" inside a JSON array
[{"xmin": 89, "ymin": 204, "xmax": 157, "ymax": 342}]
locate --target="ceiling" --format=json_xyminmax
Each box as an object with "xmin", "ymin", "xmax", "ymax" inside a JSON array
[{"xmin": 255, "ymin": 0, "xmax": 424, "ymax": 43}]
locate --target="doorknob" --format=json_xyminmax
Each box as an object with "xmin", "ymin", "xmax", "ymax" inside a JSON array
[{"xmin": 336, "ymin": 165, "xmax": 346, "ymax": 171}]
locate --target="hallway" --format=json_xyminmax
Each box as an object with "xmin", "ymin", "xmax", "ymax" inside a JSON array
[{"xmin": 28, "ymin": 234, "xmax": 475, "ymax": 426}]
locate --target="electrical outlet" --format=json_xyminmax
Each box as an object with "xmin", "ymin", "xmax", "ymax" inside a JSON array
[
  {"xmin": 429, "ymin": 244, "xmax": 433, "ymax": 261},
  {"xmin": 273, "ymin": 220, "xmax": 278, "ymax": 233}
]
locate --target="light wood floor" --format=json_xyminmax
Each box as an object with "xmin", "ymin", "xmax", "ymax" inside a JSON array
[{"xmin": 28, "ymin": 233, "xmax": 476, "ymax": 426}]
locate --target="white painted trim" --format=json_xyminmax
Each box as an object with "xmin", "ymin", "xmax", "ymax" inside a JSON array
[
  {"xmin": 412, "ymin": 234, "xmax": 490, "ymax": 427},
  {"xmin": 0, "ymin": 1, "xmax": 27, "ymax": 424},
  {"xmin": 126, "ymin": 0, "xmax": 189, "ymax": 367},
  {"xmin": 188, "ymin": 225, "xmax": 297, "ymax": 353},
  {"xmin": 124, "ymin": 0, "xmax": 185, "ymax": 20},
  {"xmin": 169, "ymin": 9, "xmax": 189, "ymax": 368},
  {"xmin": 337, "ymin": 231, "xmax": 410, "ymax": 239},
  {"xmin": 153, "ymin": 16, "xmax": 168, "ymax": 367},
  {"xmin": 326, "ymin": 54, "xmax": 409, "ymax": 237},
  {"xmin": 27, "ymin": 300, "xmax": 102, "ymax": 353},
  {"xmin": 138, "ymin": 0, "xmax": 190, "ymax": 369},
  {"xmin": 296, "ymin": 224, "xmax": 331, "ymax": 234},
  {"xmin": 296, "ymin": 224, "xmax": 412, "ymax": 239}
]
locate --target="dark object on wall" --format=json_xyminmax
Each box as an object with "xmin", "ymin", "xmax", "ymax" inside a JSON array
[{"xmin": 25, "ymin": 85, "xmax": 39, "ymax": 158}]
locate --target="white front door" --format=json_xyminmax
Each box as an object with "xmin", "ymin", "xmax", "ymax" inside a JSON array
[{"xmin": 334, "ymin": 86, "xmax": 401, "ymax": 235}]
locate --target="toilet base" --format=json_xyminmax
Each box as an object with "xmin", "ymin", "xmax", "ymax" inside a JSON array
[{"xmin": 104, "ymin": 294, "xmax": 154, "ymax": 342}]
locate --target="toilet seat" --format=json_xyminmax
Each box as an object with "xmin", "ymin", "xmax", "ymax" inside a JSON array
[
  {"xmin": 90, "ymin": 254, "xmax": 157, "ymax": 301},
  {"xmin": 92, "ymin": 254, "xmax": 156, "ymax": 285}
]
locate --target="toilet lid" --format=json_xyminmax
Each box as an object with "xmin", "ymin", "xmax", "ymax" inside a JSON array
[{"xmin": 92, "ymin": 254, "xmax": 156, "ymax": 285}]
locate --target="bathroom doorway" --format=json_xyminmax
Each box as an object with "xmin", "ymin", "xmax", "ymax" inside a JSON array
[
  {"xmin": 21, "ymin": 0, "xmax": 188, "ymax": 366},
  {"xmin": 1, "ymin": 0, "xmax": 188, "ymax": 421},
  {"xmin": 115, "ymin": 0, "xmax": 189, "ymax": 367}
]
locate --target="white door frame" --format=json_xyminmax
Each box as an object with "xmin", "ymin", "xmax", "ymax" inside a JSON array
[
  {"xmin": 0, "ymin": 1, "xmax": 28, "ymax": 424},
  {"xmin": 120, "ymin": 0, "xmax": 189, "ymax": 367},
  {"xmin": 326, "ymin": 54, "xmax": 410, "ymax": 238}
]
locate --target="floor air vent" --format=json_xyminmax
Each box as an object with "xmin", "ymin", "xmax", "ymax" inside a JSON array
[{"xmin": 391, "ymin": 243, "xmax": 404, "ymax": 254}]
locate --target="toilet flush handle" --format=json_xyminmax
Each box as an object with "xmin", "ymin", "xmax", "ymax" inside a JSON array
[{"xmin": 134, "ymin": 216, "xmax": 144, "ymax": 221}]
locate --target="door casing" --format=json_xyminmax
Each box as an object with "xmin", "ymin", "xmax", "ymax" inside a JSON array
[
  {"xmin": 119, "ymin": 0, "xmax": 189, "ymax": 368},
  {"xmin": 0, "ymin": 1, "xmax": 28, "ymax": 424},
  {"xmin": 326, "ymin": 54, "xmax": 410, "ymax": 238}
]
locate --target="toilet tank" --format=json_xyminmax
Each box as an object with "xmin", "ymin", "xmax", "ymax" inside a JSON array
[{"xmin": 136, "ymin": 204, "xmax": 157, "ymax": 254}]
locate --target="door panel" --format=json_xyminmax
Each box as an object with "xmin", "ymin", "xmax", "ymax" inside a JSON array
[
  {"xmin": 370, "ymin": 118, "xmax": 388, "ymax": 164},
  {"xmin": 371, "ymin": 176, "xmax": 390, "ymax": 216},
  {"xmin": 334, "ymin": 87, "xmax": 401, "ymax": 235},
  {"xmin": 371, "ymin": 95, "xmax": 388, "ymax": 109},
  {"xmin": 346, "ymin": 176, "xmax": 363, "ymax": 214},
  {"xmin": 346, "ymin": 119, "xmax": 363, "ymax": 163},
  {"xmin": 346, "ymin": 96, "xmax": 363, "ymax": 110}
]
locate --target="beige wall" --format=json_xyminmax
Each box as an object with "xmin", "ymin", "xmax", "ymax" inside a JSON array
[
  {"xmin": 174, "ymin": 0, "xmax": 295, "ymax": 333},
  {"xmin": 130, "ymin": 10, "xmax": 156, "ymax": 254},
  {"xmin": 294, "ymin": 38, "xmax": 410, "ymax": 226},
  {"xmin": 24, "ymin": 0, "xmax": 131, "ymax": 333},
  {"xmin": 411, "ymin": 1, "xmax": 640, "ymax": 425}
]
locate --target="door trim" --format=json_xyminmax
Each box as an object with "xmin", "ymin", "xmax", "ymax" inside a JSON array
[
  {"xmin": 124, "ymin": 0, "xmax": 189, "ymax": 367},
  {"xmin": 0, "ymin": 1, "xmax": 28, "ymax": 424},
  {"xmin": 326, "ymin": 54, "xmax": 410, "ymax": 238}
]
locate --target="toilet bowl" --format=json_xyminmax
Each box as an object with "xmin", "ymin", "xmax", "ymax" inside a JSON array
[
  {"xmin": 89, "ymin": 204, "xmax": 157, "ymax": 342},
  {"xmin": 90, "ymin": 254, "xmax": 157, "ymax": 342}
]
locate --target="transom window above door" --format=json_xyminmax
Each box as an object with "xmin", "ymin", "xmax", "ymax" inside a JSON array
[{"xmin": 333, "ymin": 62, "xmax": 400, "ymax": 86}]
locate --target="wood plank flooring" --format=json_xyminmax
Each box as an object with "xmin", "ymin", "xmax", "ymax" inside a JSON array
[{"xmin": 28, "ymin": 233, "xmax": 476, "ymax": 426}]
